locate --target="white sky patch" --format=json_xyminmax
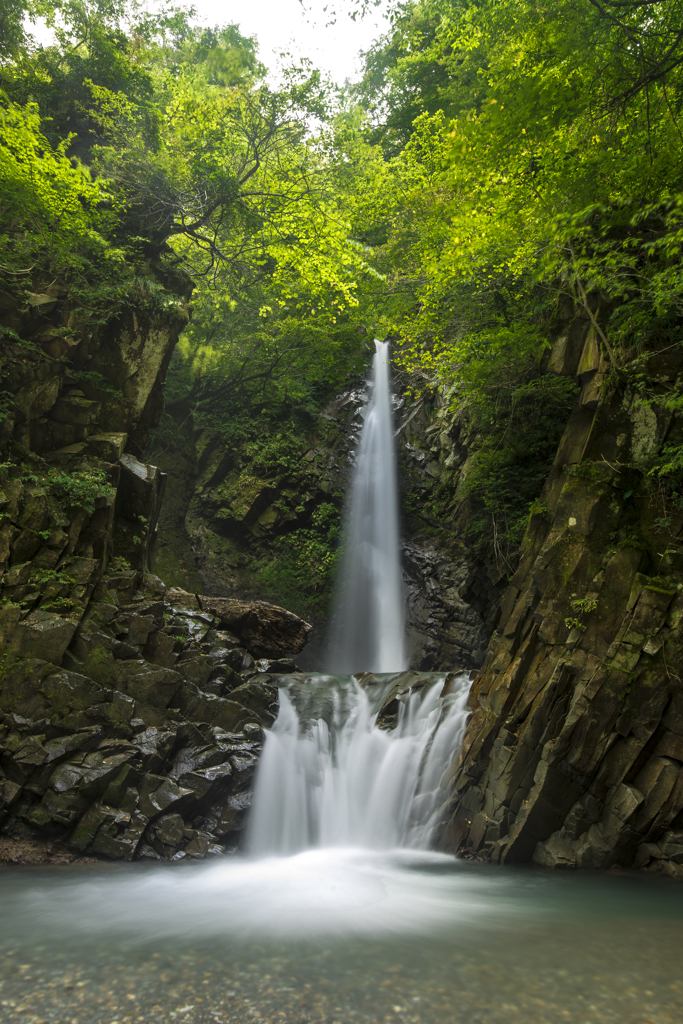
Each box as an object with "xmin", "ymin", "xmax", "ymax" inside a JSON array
[
  {"xmin": 196, "ymin": 0, "xmax": 389, "ymax": 85},
  {"xmin": 27, "ymin": 0, "xmax": 391, "ymax": 86}
]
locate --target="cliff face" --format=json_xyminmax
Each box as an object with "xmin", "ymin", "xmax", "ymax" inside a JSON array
[
  {"xmin": 397, "ymin": 393, "xmax": 504, "ymax": 671},
  {"xmin": 152, "ymin": 370, "xmax": 493, "ymax": 671},
  {"xmin": 147, "ymin": 382, "xmax": 365, "ymax": 634},
  {"xmin": 0, "ymin": 269, "xmax": 311, "ymax": 864},
  {"xmin": 440, "ymin": 309, "xmax": 683, "ymax": 881},
  {"xmin": 0, "ymin": 264, "xmax": 192, "ymax": 581}
]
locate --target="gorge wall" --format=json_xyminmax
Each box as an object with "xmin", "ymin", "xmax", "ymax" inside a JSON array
[
  {"xmin": 440, "ymin": 307, "xmax": 683, "ymax": 882},
  {"xmin": 152, "ymin": 368, "xmax": 493, "ymax": 673},
  {"xmin": 4, "ymin": 265, "xmax": 683, "ymax": 884},
  {"xmin": 0, "ymin": 269, "xmax": 311, "ymax": 864}
]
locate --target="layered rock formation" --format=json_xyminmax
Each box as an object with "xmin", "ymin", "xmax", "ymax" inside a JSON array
[
  {"xmin": 0, "ymin": 265, "xmax": 191, "ymax": 575},
  {"xmin": 441, "ymin": 310, "xmax": 683, "ymax": 881},
  {"xmin": 150, "ymin": 385, "xmax": 364, "ymax": 618},
  {"xmin": 0, "ymin": 270, "xmax": 311, "ymax": 863},
  {"xmin": 154, "ymin": 373, "xmax": 492, "ymax": 671},
  {"xmin": 0, "ymin": 576, "xmax": 308, "ymax": 863},
  {"xmin": 398, "ymin": 399, "xmax": 497, "ymax": 670}
]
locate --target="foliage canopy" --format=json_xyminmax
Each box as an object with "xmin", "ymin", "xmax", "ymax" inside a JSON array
[{"xmin": 3, "ymin": 0, "xmax": 683, "ymax": 572}]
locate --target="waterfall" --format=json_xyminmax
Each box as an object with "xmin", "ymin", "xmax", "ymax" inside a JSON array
[
  {"xmin": 245, "ymin": 344, "xmax": 469, "ymax": 861},
  {"xmin": 246, "ymin": 674, "xmax": 471, "ymax": 856},
  {"xmin": 326, "ymin": 339, "xmax": 406, "ymax": 673}
]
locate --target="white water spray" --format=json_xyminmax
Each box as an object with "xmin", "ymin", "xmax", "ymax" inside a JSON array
[
  {"xmin": 246, "ymin": 674, "xmax": 471, "ymax": 856},
  {"xmin": 326, "ymin": 339, "xmax": 405, "ymax": 673}
]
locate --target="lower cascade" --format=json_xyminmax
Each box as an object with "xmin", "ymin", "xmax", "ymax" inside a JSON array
[{"xmin": 246, "ymin": 673, "xmax": 472, "ymax": 856}]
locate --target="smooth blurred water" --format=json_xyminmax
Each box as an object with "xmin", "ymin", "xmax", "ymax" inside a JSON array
[
  {"xmin": 3, "ymin": 672, "xmax": 681, "ymax": 1023},
  {"xmin": 246, "ymin": 675, "xmax": 471, "ymax": 855},
  {"xmin": 1, "ymin": 853, "xmax": 683, "ymax": 1023},
  {"xmin": 326, "ymin": 339, "xmax": 405, "ymax": 672}
]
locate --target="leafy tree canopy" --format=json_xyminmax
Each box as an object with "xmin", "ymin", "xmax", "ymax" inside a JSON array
[
  {"xmin": 337, "ymin": 0, "xmax": 683, "ymax": 562},
  {"xmin": 3, "ymin": 0, "xmax": 683, "ymax": 568}
]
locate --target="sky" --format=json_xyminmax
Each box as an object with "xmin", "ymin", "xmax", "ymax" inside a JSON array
[
  {"xmin": 28, "ymin": 0, "xmax": 391, "ymax": 87},
  {"xmin": 188, "ymin": 0, "xmax": 390, "ymax": 85}
]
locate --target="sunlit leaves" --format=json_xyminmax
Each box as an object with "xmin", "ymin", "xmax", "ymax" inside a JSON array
[{"xmin": 0, "ymin": 94, "xmax": 118, "ymax": 273}]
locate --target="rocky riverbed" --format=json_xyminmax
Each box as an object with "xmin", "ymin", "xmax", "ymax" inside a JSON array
[{"xmin": 1, "ymin": 857, "xmax": 682, "ymax": 1024}]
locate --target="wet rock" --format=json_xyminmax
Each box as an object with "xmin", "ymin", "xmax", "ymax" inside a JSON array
[
  {"xmin": 117, "ymin": 664, "xmax": 184, "ymax": 710},
  {"xmin": 125, "ymin": 614, "xmax": 157, "ymax": 646},
  {"xmin": 137, "ymin": 774, "xmax": 192, "ymax": 818},
  {"xmin": 91, "ymin": 809, "xmax": 148, "ymax": 860},
  {"xmin": 176, "ymin": 655, "xmax": 213, "ymax": 687},
  {"xmin": 141, "ymin": 812, "xmax": 213, "ymax": 860},
  {"xmin": 49, "ymin": 749, "xmax": 137, "ymax": 799},
  {"xmin": 0, "ymin": 272, "xmax": 325, "ymax": 866},
  {"xmin": 228, "ymin": 679, "xmax": 279, "ymax": 725},
  {"xmin": 133, "ymin": 727, "xmax": 177, "ymax": 772},
  {"xmin": 197, "ymin": 595, "xmax": 312, "ymax": 656},
  {"xmin": 27, "ymin": 788, "xmax": 91, "ymax": 830},
  {"xmin": 114, "ymin": 454, "xmax": 167, "ymax": 570},
  {"xmin": 144, "ymin": 629, "xmax": 177, "ymax": 667},
  {"xmin": 440, "ymin": 322, "xmax": 683, "ymax": 878}
]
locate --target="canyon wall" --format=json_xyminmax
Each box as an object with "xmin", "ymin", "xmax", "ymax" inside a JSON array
[
  {"xmin": 0, "ymin": 269, "xmax": 310, "ymax": 864},
  {"xmin": 440, "ymin": 308, "xmax": 683, "ymax": 881},
  {"xmin": 153, "ymin": 370, "xmax": 493, "ymax": 672}
]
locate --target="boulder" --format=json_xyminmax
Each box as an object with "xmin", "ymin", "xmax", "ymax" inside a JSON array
[
  {"xmin": 7, "ymin": 610, "xmax": 79, "ymax": 663},
  {"xmin": 197, "ymin": 595, "xmax": 312, "ymax": 656}
]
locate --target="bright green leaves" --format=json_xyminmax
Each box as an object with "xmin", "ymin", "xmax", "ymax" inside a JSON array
[
  {"xmin": 352, "ymin": 0, "xmax": 683, "ymax": 384},
  {"xmin": 0, "ymin": 94, "xmax": 117, "ymax": 274},
  {"xmin": 333, "ymin": 0, "xmax": 683, "ymax": 568}
]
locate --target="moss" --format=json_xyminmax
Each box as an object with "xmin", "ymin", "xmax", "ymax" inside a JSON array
[
  {"xmin": 27, "ymin": 804, "xmax": 53, "ymax": 828},
  {"xmin": 616, "ymin": 533, "xmax": 650, "ymax": 554},
  {"xmin": 70, "ymin": 823, "xmax": 95, "ymax": 849},
  {"xmin": 528, "ymin": 500, "xmax": 552, "ymax": 521},
  {"xmin": 0, "ymin": 651, "xmax": 27, "ymax": 677},
  {"xmin": 214, "ymin": 473, "xmax": 267, "ymax": 520},
  {"xmin": 563, "ymin": 462, "xmax": 609, "ymax": 485},
  {"xmin": 252, "ymin": 505, "xmax": 340, "ymax": 618}
]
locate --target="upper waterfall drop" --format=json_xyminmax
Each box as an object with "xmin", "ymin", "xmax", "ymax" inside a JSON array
[{"xmin": 326, "ymin": 339, "xmax": 406, "ymax": 673}]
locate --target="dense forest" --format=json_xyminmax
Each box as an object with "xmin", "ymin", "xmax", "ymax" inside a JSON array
[{"xmin": 3, "ymin": 0, "xmax": 682, "ymax": 613}]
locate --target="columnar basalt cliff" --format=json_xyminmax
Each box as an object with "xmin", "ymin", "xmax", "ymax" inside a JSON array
[
  {"xmin": 440, "ymin": 308, "xmax": 683, "ymax": 881},
  {"xmin": 0, "ymin": 270, "xmax": 311, "ymax": 864}
]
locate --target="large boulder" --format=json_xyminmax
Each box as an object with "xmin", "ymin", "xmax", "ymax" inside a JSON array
[
  {"xmin": 163, "ymin": 588, "xmax": 312, "ymax": 656},
  {"xmin": 197, "ymin": 595, "xmax": 312, "ymax": 656}
]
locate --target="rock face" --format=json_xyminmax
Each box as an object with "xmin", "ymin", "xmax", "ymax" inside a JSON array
[
  {"xmin": 149, "ymin": 385, "xmax": 365, "ymax": 623},
  {"xmin": 439, "ymin": 312, "xmax": 683, "ymax": 881},
  {"xmin": 0, "ymin": 569, "xmax": 310, "ymax": 863},
  {"xmin": 402, "ymin": 538, "xmax": 489, "ymax": 670},
  {"xmin": 154, "ymin": 374, "xmax": 493, "ymax": 671},
  {"xmin": 396, "ymin": 392, "xmax": 503, "ymax": 670},
  {"xmin": 1, "ymin": 267, "xmax": 192, "ymax": 573},
  {"xmin": 0, "ymin": 269, "xmax": 315, "ymax": 864}
]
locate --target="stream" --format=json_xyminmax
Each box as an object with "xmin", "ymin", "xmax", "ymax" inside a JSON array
[{"xmin": 1, "ymin": 855, "xmax": 683, "ymax": 1023}]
